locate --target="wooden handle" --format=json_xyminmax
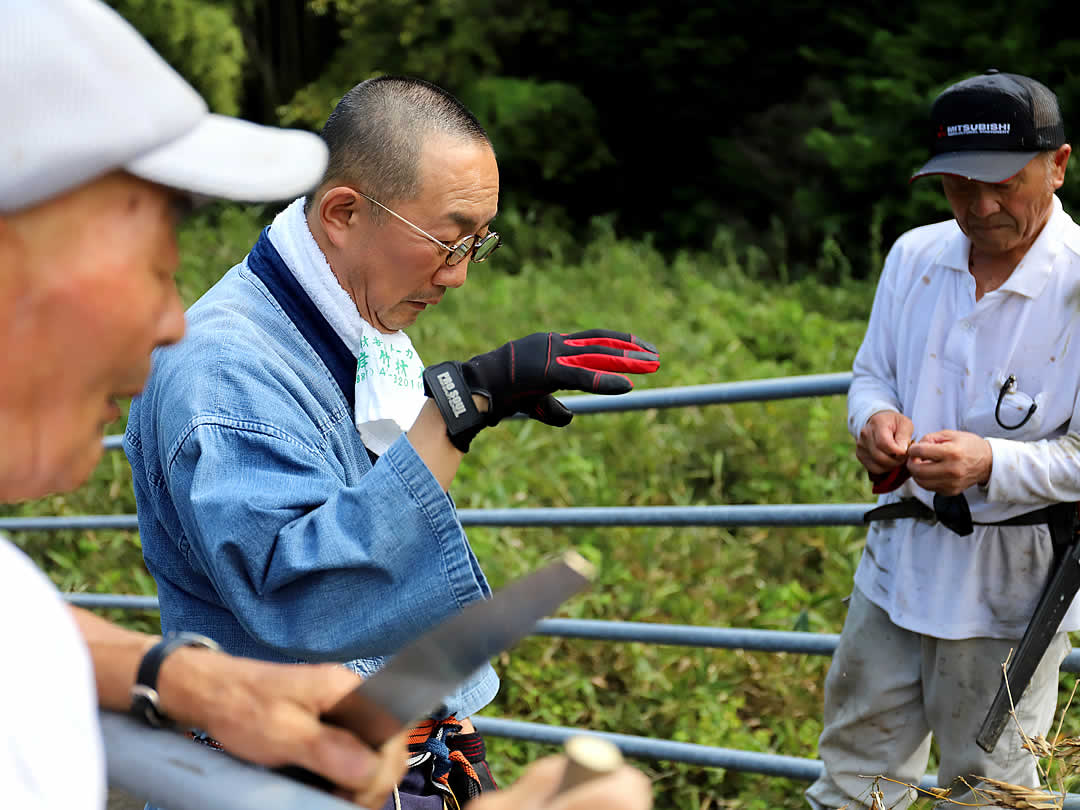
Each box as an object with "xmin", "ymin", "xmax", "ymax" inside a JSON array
[{"xmin": 555, "ymin": 735, "xmax": 624, "ymax": 794}]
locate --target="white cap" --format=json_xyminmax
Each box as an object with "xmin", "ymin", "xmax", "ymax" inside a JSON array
[{"xmin": 0, "ymin": 0, "xmax": 329, "ymax": 213}]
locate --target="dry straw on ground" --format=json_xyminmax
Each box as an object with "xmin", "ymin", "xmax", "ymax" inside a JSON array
[{"xmin": 841, "ymin": 655, "xmax": 1080, "ymax": 809}]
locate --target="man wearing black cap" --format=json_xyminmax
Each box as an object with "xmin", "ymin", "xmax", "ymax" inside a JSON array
[{"xmin": 807, "ymin": 71, "xmax": 1079, "ymax": 809}]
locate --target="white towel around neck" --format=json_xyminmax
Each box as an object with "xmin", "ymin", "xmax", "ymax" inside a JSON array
[{"xmin": 268, "ymin": 198, "xmax": 426, "ymax": 455}]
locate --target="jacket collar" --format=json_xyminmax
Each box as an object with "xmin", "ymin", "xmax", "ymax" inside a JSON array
[{"xmin": 246, "ymin": 227, "xmax": 356, "ymax": 412}]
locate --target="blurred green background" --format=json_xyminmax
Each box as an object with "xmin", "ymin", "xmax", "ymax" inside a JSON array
[
  {"xmin": 7, "ymin": 2, "xmax": 1080, "ymax": 807},
  {"xmin": 109, "ymin": 0, "xmax": 1080, "ymax": 281}
]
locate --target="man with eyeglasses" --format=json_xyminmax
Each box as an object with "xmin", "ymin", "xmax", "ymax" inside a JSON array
[
  {"xmin": 125, "ymin": 75, "xmax": 659, "ymax": 808},
  {"xmin": 807, "ymin": 71, "xmax": 1079, "ymax": 810}
]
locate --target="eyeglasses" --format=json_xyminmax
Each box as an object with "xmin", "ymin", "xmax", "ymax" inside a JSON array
[{"xmin": 357, "ymin": 191, "xmax": 501, "ymax": 266}]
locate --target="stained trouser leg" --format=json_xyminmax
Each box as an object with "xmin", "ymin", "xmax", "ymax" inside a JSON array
[{"xmin": 806, "ymin": 588, "xmax": 932, "ymax": 810}]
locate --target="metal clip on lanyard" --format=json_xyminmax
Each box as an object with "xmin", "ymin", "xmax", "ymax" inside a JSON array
[{"xmin": 995, "ymin": 374, "xmax": 1037, "ymax": 430}]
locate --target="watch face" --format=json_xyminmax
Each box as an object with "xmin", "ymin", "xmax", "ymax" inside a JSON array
[{"xmin": 130, "ymin": 685, "xmax": 168, "ymax": 728}]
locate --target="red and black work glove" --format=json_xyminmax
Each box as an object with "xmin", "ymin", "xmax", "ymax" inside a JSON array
[{"xmin": 423, "ymin": 330, "xmax": 660, "ymax": 452}]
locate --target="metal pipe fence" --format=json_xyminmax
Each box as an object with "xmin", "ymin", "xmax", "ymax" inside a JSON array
[
  {"xmin": 99, "ymin": 710, "xmax": 1080, "ymax": 810},
  {"xmin": 2, "ymin": 503, "xmax": 875, "ymax": 533},
  {"xmin": 58, "ymin": 596, "xmax": 1080, "ymax": 674},
  {"xmin": 15, "ymin": 374, "xmax": 1079, "ymax": 806},
  {"xmin": 101, "ymin": 712, "xmax": 363, "ymax": 810},
  {"xmin": 68, "ymin": 592, "xmax": 1080, "ymax": 808}
]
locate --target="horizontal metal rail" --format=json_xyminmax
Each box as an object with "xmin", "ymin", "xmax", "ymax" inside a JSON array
[
  {"xmin": 101, "ymin": 712, "xmax": 363, "ymax": 810},
  {"xmin": 98, "ymin": 373, "xmax": 854, "ymax": 452},
  {"xmin": 512, "ymin": 373, "xmax": 853, "ymax": 414},
  {"xmin": 470, "ymin": 717, "xmax": 1080, "ymax": 808},
  {"xmin": 99, "ymin": 708, "xmax": 1080, "ymax": 808},
  {"xmin": 1, "ymin": 514, "xmax": 140, "ymax": 531},
  {"xmin": 473, "ymin": 716, "xmax": 904, "ymax": 785},
  {"xmin": 61, "ymin": 596, "xmax": 1080, "ymax": 675},
  {"xmin": 0, "ymin": 503, "xmax": 873, "ymax": 533},
  {"xmin": 457, "ymin": 504, "xmax": 869, "ymax": 527}
]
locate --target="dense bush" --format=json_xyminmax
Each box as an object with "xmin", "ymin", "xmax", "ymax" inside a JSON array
[{"xmin": 107, "ymin": 0, "xmax": 1080, "ymax": 278}]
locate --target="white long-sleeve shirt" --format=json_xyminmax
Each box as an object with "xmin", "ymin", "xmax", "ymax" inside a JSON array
[
  {"xmin": 1, "ymin": 535, "xmax": 104, "ymax": 808},
  {"xmin": 849, "ymin": 194, "xmax": 1080, "ymax": 639}
]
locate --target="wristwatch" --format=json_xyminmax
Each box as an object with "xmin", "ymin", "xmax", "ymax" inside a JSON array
[{"xmin": 130, "ymin": 631, "xmax": 220, "ymax": 728}]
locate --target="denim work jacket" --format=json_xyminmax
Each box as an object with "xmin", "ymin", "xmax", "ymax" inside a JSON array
[{"xmin": 124, "ymin": 231, "xmax": 498, "ymax": 719}]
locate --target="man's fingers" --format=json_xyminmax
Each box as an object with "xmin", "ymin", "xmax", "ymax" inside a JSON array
[
  {"xmin": 348, "ymin": 731, "xmax": 409, "ymax": 809},
  {"xmin": 863, "ymin": 411, "xmax": 913, "ymax": 459},
  {"xmin": 547, "ymin": 362, "xmax": 636, "ymax": 396},
  {"xmin": 530, "ymin": 394, "xmax": 574, "ymax": 426},
  {"xmin": 548, "ymin": 766, "xmax": 653, "ymax": 810},
  {"xmin": 470, "ymin": 756, "xmax": 565, "ymax": 810},
  {"xmin": 301, "ymin": 663, "xmax": 361, "ymax": 710},
  {"xmin": 295, "ymin": 724, "xmax": 407, "ymax": 806},
  {"xmin": 915, "ymin": 429, "xmax": 955, "ymax": 444},
  {"xmin": 265, "ymin": 664, "xmax": 403, "ymax": 801},
  {"xmin": 857, "ymin": 431, "xmax": 907, "ymax": 472},
  {"xmin": 591, "ymin": 371, "xmax": 634, "ymax": 395},
  {"xmin": 858, "ymin": 444, "xmax": 903, "ymax": 473},
  {"xmin": 894, "ymin": 421, "xmax": 914, "ymax": 448},
  {"xmin": 908, "ymin": 441, "xmax": 947, "ymax": 462},
  {"xmin": 864, "ymin": 424, "xmax": 906, "ymax": 460},
  {"xmin": 563, "ymin": 337, "xmax": 656, "ymax": 354},
  {"xmin": 468, "ymin": 755, "xmax": 652, "ymax": 810},
  {"xmin": 274, "ymin": 719, "xmax": 379, "ymax": 794},
  {"xmin": 562, "ymin": 329, "xmax": 658, "ymax": 353},
  {"xmin": 556, "ymin": 351, "xmax": 660, "ymax": 375}
]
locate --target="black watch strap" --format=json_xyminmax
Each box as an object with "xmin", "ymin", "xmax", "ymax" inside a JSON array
[
  {"xmin": 423, "ymin": 361, "xmax": 487, "ymax": 453},
  {"xmin": 130, "ymin": 631, "xmax": 220, "ymax": 728}
]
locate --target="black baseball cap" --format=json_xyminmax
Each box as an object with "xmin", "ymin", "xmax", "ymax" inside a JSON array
[{"xmin": 911, "ymin": 69, "xmax": 1066, "ymax": 183}]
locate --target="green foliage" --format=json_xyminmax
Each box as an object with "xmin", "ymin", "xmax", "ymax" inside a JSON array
[
  {"xmin": 175, "ymin": 202, "xmax": 271, "ymax": 301},
  {"xmin": 108, "ymin": 0, "xmax": 1080, "ymax": 278},
  {"xmin": 797, "ymin": 1, "xmax": 1080, "ymax": 267},
  {"xmin": 107, "ymin": 0, "xmax": 248, "ymax": 115},
  {"xmin": 460, "ymin": 77, "xmax": 614, "ymax": 185},
  {"xmin": 279, "ymin": 0, "xmax": 502, "ymax": 126}
]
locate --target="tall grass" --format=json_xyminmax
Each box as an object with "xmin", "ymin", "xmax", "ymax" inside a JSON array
[{"xmin": 6, "ymin": 204, "xmax": 1077, "ymax": 808}]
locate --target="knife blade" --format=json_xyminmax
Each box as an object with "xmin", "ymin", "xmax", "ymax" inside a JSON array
[
  {"xmin": 324, "ymin": 550, "xmax": 594, "ymax": 745},
  {"xmin": 278, "ymin": 551, "xmax": 594, "ymax": 789}
]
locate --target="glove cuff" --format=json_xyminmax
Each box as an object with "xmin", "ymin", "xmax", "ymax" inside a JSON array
[{"xmin": 423, "ymin": 361, "xmax": 487, "ymax": 453}]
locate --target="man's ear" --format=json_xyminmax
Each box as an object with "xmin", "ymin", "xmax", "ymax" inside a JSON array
[
  {"xmin": 315, "ymin": 186, "xmax": 366, "ymax": 249},
  {"xmin": 1051, "ymin": 144, "xmax": 1071, "ymax": 190}
]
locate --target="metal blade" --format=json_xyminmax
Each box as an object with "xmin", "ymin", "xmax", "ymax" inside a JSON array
[
  {"xmin": 977, "ymin": 542, "xmax": 1080, "ymax": 751},
  {"xmin": 323, "ymin": 551, "xmax": 595, "ymax": 746}
]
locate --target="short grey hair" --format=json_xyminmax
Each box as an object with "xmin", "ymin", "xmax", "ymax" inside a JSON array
[{"xmin": 306, "ymin": 76, "xmax": 491, "ymax": 217}]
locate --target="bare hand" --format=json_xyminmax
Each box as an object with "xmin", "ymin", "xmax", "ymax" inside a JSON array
[
  {"xmin": 471, "ymin": 754, "xmax": 652, "ymax": 810},
  {"xmin": 159, "ymin": 650, "xmax": 407, "ymax": 807},
  {"xmin": 856, "ymin": 411, "xmax": 915, "ymax": 474},
  {"xmin": 907, "ymin": 429, "xmax": 993, "ymax": 495}
]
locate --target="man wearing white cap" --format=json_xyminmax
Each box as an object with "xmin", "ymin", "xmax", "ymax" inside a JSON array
[
  {"xmin": 0, "ymin": 2, "xmax": 652, "ymax": 809},
  {"xmin": 807, "ymin": 70, "xmax": 1079, "ymax": 809}
]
